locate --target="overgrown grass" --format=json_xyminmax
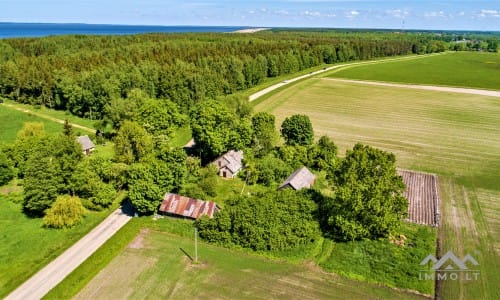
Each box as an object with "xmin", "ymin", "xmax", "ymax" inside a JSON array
[
  {"xmin": 317, "ymin": 224, "xmax": 436, "ymax": 295},
  {"xmin": 329, "ymin": 52, "xmax": 500, "ymax": 90},
  {"xmin": 48, "ymin": 217, "xmax": 429, "ymax": 300},
  {"xmin": 255, "ymin": 71, "xmax": 500, "ymax": 298},
  {"xmin": 0, "ymin": 195, "xmax": 119, "ymax": 298}
]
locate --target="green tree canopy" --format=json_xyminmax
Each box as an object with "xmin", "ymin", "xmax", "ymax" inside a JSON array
[
  {"xmin": 0, "ymin": 150, "xmax": 14, "ymax": 186},
  {"xmin": 114, "ymin": 120, "xmax": 153, "ymax": 164},
  {"xmin": 42, "ymin": 195, "xmax": 85, "ymax": 229},
  {"xmin": 280, "ymin": 114, "xmax": 314, "ymax": 146},
  {"xmin": 251, "ymin": 112, "xmax": 278, "ymax": 157},
  {"xmin": 23, "ymin": 140, "xmax": 64, "ymax": 216},
  {"xmin": 190, "ymin": 100, "xmax": 252, "ymax": 160},
  {"xmin": 196, "ymin": 189, "xmax": 320, "ymax": 251},
  {"xmin": 323, "ymin": 143, "xmax": 408, "ymax": 241}
]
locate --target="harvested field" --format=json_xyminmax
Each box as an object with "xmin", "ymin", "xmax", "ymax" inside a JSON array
[{"xmin": 398, "ymin": 169, "xmax": 440, "ymax": 227}]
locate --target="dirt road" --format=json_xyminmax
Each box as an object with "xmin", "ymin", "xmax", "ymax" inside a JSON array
[
  {"xmin": 3, "ymin": 103, "xmax": 95, "ymax": 133},
  {"xmin": 323, "ymin": 78, "xmax": 500, "ymax": 98},
  {"xmin": 5, "ymin": 208, "xmax": 131, "ymax": 300},
  {"xmin": 248, "ymin": 53, "xmax": 444, "ymax": 102}
]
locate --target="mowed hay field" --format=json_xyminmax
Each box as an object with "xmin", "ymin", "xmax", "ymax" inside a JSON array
[
  {"xmin": 72, "ymin": 228, "xmax": 427, "ymax": 300},
  {"xmin": 329, "ymin": 52, "xmax": 500, "ymax": 90},
  {"xmin": 255, "ymin": 78, "xmax": 500, "ymax": 299}
]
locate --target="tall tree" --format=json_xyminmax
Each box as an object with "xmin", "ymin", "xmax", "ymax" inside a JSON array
[
  {"xmin": 23, "ymin": 147, "xmax": 63, "ymax": 216},
  {"xmin": 190, "ymin": 100, "xmax": 252, "ymax": 160},
  {"xmin": 280, "ymin": 114, "xmax": 314, "ymax": 146},
  {"xmin": 251, "ymin": 112, "xmax": 278, "ymax": 157},
  {"xmin": 114, "ymin": 121, "xmax": 153, "ymax": 164},
  {"xmin": 323, "ymin": 143, "xmax": 408, "ymax": 241}
]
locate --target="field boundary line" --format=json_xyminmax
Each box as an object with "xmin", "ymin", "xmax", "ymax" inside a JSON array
[
  {"xmin": 2, "ymin": 103, "xmax": 95, "ymax": 133},
  {"xmin": 248, "ymin": 53, "xmax": 444, "ymax": 102},
  {"xmin": 322, "ymin": 78, "xmax": 500, "ymax": 98}
]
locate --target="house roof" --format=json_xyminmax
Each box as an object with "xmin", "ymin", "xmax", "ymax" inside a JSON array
[
  {"xmin": 216, "ymin": 150, "xmax": 243, "ymax": 173},
  {"xmin": 76, "ymin": 135, "xmax": 95, "ymax": 151},
  {"xmin": 278, "ymin": 166, "xmax": 316, "ymax": 190},
  {"xmin": 158, "ymin": 193, "xmax": 219, "ymax": 219}
]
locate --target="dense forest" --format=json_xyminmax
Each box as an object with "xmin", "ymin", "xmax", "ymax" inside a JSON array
[{"xmin": 0, "ymin": 30, "xmax": 454, "ymax": 120}]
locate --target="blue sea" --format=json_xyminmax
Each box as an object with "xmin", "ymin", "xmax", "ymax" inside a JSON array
[{"xmin": 0, "ymin": 23, "xmax": 249, "ymax": 39}]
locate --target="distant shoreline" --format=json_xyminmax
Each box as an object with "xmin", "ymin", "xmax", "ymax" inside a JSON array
[{"xmin": 232, "ymin": 28, "xmax": 270, "ymax": 33}]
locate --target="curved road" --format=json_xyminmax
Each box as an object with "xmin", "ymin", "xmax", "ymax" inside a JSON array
[
  {"xmin": 5, "ymin": 208, "xmax": 131, "ymax": 300},
  {"xmin": 249, "ymin": 52, "xmax": 500, "ymax": 101}
]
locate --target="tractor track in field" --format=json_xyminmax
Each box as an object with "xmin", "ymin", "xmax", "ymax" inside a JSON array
[{"xmin": 321, "ymin": 78, "xmax": 500, "ymax": 98}]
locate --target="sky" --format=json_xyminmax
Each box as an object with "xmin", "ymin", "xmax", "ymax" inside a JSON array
[{"xmin": 0, "ymin": 0, "xmax": 499, "ymax": 31}]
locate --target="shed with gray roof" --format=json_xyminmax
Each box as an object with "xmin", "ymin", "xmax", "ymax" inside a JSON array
[
  {"xmin": 278, "ymin": 166, "xmax": 316, "ymax": 190},
  {"xmin": 76, "ymin": 135, "xmax": 95, "ymax": 155},
  {"xmin": 213, "ymin": 150, "xmax": 243, "ymax": 178}
]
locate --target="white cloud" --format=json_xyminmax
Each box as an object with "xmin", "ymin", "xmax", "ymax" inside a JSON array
[
  {"xmin": 481, "ymin": 9, "xmax": 498, "ymax": 14},
  {"xmin": 386, "ymin": 9, "xmax": 409, "ymax": 19},
  {"xmin": 424, "ymin": 11, "xmax": 446, "ymax": 18},
  {"xmin": 303, "ymin": 10, "xmax": 321, "ymax": 17},
  {"xmin": 274, "ymin": 10, "xmax": 289, "ymax": 16},
  {"xmin": 477, "ymin": 9, "xmax": 500, "ymax": 18},
  {"xmin": 346, "ymin": 10, "xmax": 359, "ymax": 19}
]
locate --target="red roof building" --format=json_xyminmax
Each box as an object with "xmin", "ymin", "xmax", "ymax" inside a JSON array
[{"xmin": 158, "ymin": 193, "xmax": 219, "ymax": 219}]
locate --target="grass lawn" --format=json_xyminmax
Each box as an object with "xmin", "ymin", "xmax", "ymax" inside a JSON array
[
  {"xmin": 1, "ymin": 98, "xmax": 96, "ymax": 130},
  {"xmin": 0, "ymin": 104, "xmax": 63, "ymax": 144},
  {"xmin": 255, "ymin": 77, "xmax": 500, "ymax": 299},
  {"xmin": 328, "ymin": 52, "xmax": 500, "ymax": 90},
  {"xmin": 0, "ymin": 194, "xmax": 121, "ymax": 298},
  {"xmin": 47, "ymin": 217, "xmax": 429, "ymax": 300}
]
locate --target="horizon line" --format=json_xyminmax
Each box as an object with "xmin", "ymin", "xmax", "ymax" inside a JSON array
[{"xmin": 1, "ymin": 21, "xmax": 499, "ymax": 33}]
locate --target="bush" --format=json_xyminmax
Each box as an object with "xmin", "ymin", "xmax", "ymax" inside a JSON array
[
  {"xmin": 0, "ymin": 150, "xmax": 14, "ymax": 186},
  {"xmin": 196, "ymin": 189, "xmax": 320, "ymax": 251},
  {"xmin": 42, "ymin": 195, "xmax": 85, "ymax": 229}
]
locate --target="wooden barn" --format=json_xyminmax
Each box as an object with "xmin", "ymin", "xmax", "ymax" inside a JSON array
[
  {"xmin": 278, "ymin": 166, "xmax": 316, "ymax": 190},
  {"xmin": 76, "ymin": 135, "xmax": 95, "ymax": 155},
  {"xmin": 158, "ymin": 193, "xmax": 219, "ymax": 220}
]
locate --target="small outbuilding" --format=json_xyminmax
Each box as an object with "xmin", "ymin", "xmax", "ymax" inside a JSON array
[
  {"xmin": 278, "ymin": 166, "xmax": 316, "ymax": 191},
  {"xmin": 159, "ymin": 193, "xmax": 219, "ymax": 219},
  {"xmin": 213, "ymin": 150, "xmax": 244, "ymax": 178},
  {"xmin": 76, "ymin": 135, "xmax": 95, "ymax": 155}
]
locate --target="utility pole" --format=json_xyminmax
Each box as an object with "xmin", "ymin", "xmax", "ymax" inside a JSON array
[{"xmin": 194, "ymin": 227, "xmax": 198, "ymax": 263}]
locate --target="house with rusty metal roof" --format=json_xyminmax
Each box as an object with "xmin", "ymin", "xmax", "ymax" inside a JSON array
[
  {"xmin": 158, "ymin": 193, "xmax": 219, "ymax": 219},
  {"xmin": 278, "ymin": 166, "xmax": 316, "ymax": 190},
  {"xmin": 76, "ymin": 135, "xmax": 95, "ymax": 155},
  {"xmin": 213, "ymin": 150, "xmax": 244, "ymax": 178}
]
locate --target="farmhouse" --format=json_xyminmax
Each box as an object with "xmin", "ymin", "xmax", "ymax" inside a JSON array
[
  {"xmin": 159, "ymin": 193, "xmax": 219, "ymax": 219},
  {"xmin": 278, "ymin": 166, "xmax": 316, "ymax": 190},
  {"xmin": 76, "ymin": 135, "xmax": 95, "ymax": 155},
  {"xmin": 213, "ymin": 150, "xmax": 243, "ymax": 178}
]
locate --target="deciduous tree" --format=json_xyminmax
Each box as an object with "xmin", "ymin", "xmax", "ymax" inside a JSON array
[
  {"xmin": 280, "ymin": 114, "xmax": 314, "ymax": 146},
  {"xmin": 323, "ymin": 144, "xmax": 408, "ymax": 241},
  {"xmin": 42, "ymin": 195, "xmax": 85, "ymax": 229}
]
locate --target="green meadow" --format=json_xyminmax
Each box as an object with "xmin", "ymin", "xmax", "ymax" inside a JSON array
[
  {"xmin": 0, "ymin": 105, "xmax": 64, "ymax": 144},
  {"xmin": 46, "ymin": 218, "xmax": 429, "ymax": 300},
  {"xmin": 0, "ymin": 195, "xmax": 122, "ymax": 298},
  {"xmin": 255, "ymin": 74, "xmax": 500, "ymax": 299},
  {"xmin": 329, "ymin": 52, "xmax": 500, "ymax": 90}
]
